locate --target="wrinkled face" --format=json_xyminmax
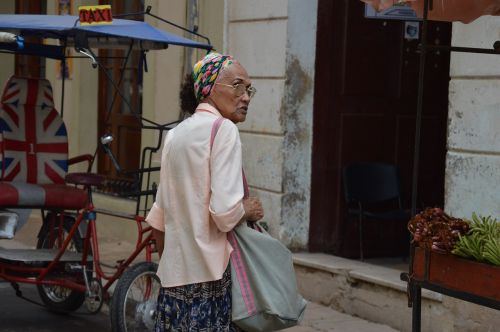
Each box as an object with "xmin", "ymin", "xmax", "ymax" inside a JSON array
[{"xmin": 206, "ymin": 63, "xmax": 252, "ymax": 123}]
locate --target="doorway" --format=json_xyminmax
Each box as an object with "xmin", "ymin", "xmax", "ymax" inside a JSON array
[
  {"xmin": 309, "ymin": 0, "xmax": 451, "ymax": 257},
  {"xmin": 97, "ymin": 0, "xmax": 144, "ymax": 194},
  {"xmin": 15, "ymin": 0, "xmax": 47, "ymax": 78}
]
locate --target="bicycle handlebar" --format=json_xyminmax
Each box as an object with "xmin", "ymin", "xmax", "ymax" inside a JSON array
[{"xmin": 100, "ymin": 134, "xmax": 122, "ymax": 173}]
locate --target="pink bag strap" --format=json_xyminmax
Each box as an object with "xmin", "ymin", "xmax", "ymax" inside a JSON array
[
  {"xmin": 210, "ymin": 117, "xmax": 249, "ymax": 198},
  {"xmin": 228, "ymin": 231, "xmax": 257, "ymax": 315},
  {"xmin": 210, "ymin": 117, "xmax": 225, "ymax": 150},
  {"xmin": 211, "ymin": 118, "xmax": 258, "ymax": 314},
  {"xmin": 242, "ymin": 169, "xmax": 249, "ymax": 199}
]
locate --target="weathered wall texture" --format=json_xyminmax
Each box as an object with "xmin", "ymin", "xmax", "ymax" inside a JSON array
[
  {"xmin": 281, "ymin": 0, "xmax": 317, "ymax": 249},
  {"xmin": 226, "ymin": 0, "xmax": 317, "ymax": 249},
  {"xmin": 446, "ymin": 17, "xmax": 500, "ymax": 219}
]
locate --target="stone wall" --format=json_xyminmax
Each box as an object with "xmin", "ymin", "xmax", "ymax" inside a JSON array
[
  {"xmin": 226, "ymin": 0, "xmax": 288, "ymax": 244},
  {"xmin": 226, "ymin": 0, "xmax": 317, "ymax": 249},
  {"xmin": 445, "ymin": 17, "xmax": 500, "ymax": 219}
]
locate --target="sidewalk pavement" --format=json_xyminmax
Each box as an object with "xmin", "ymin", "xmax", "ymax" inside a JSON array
[
  {"xmin": 285, "ymin": 301, "xmax": 399, "ymax": 332},
  {"xmin": 1, "ymin": 218, "xmax": 399, "ymax": 332}
]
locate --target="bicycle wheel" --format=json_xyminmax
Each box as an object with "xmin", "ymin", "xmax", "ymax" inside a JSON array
[
  {"xmin": 36, "ymin": 213, "xmax": 89, "ymax": 313},
  {"xmin": 110, "ymin": 262, "xmax": 161, "ymax": 332}
]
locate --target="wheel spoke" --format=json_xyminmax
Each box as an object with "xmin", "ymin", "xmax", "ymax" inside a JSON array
[
  {"xmin": 125, "ymin": 273, "xmax": 160, "ymax": 330},
  {"xmin": 36, "ymin": 218, "xmax": 88, "ymax": 313},
  {"xmin": 111, "ymin": 262, "xmax": 160, "ymax": 332}
]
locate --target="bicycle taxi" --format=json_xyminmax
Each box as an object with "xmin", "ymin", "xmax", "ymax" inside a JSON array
[{"xmin": 0, "ymin": 6, "xmax": 211, "ymax": 331}]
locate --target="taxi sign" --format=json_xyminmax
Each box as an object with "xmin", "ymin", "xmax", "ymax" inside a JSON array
[{"xmin": 79, "ymin": 5, "xmax": 113, "ymax": 25}]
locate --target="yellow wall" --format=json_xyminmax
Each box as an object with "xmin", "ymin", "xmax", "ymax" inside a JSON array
[
  {"xmin": 198, "ymin": 0, "xmax": 224, "ymax": 56},
  {"xmin": 142, "ymin": 0, "xmax": 224, "ymax": 163},
  {"xmin": 0, "ymin": 1, "xmax": 224, "ymax": 242},
  {"xmin": 0, "ymin": 0, "xmax": 223, "ymax": 175},
  {"xmin": 141, "ymin": 0, "xmax": 224, "ymax": 169}
]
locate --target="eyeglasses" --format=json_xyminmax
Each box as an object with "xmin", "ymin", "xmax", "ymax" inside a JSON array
[{"xmin": 215, "ymin": 83, "xmax": 257, "ymax": 99}]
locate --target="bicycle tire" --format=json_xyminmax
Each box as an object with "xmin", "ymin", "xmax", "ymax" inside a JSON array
[
  {"xmin": 110, "ymin": 261, "xmax": 160, "ymax": 332},
  {"xmin": 36, "ymin": 214, "xmax": 90, "ymax": 313}
]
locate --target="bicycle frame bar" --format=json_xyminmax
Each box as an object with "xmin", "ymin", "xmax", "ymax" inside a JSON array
[
  {"xmin": 0, "ymin": 202, "xmax": 155, "ymax": 294},
  {"xmin": 38, "ymin": 210, "xmax": 87, "ymax": 280},
  {"xmin": 87, "ymin": 211, "xmax": 154, "ymax": 292}
]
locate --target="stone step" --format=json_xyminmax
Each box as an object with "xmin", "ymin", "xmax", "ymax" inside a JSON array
[{"xmin": 293, "ymin": 252, "xmax": 499, "ymax": 332}]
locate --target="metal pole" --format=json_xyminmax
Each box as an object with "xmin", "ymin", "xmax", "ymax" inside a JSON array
[
  {"xmin": 412, "ymin": 284, "xmax": 422, "ymax": 332},
  {"xmin": 410, "ymin": 3, "xmax": 430, "ymax": 329},
  {"xmin": 60, "ymin": 43, "xmax": 67, "ymax": 118},
  {"xmin": 410, "ymin": 0, "xmax": 430, "ymax": 217},
  {"xmin": 60, "ymin": 57, "xmax": 66, "ymax": 118}
]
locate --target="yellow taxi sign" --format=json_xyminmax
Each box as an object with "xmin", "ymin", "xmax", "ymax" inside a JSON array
[{"xmin": 78, "ymin": 5, "xmax": 113, "ymax": 25}]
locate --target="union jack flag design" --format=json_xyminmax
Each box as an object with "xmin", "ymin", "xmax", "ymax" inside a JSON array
[{"xmin": 0, "ymin": 77, "xmax": 68, "ymax": 184}]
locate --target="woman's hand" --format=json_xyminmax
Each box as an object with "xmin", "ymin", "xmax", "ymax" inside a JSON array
[{"xmin": 242, "ymin": 196, "xmax": 264, "ymax": 222}]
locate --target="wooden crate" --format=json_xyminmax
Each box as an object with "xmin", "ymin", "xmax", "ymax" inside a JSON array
[{"xmin": 412, "ymin": 246, "xmax": 500, "ymax": 301}]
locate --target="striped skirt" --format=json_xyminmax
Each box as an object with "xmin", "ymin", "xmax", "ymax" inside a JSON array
[{"xmin": 154, "ymin": 268, "xmax": 243, "ymax": 332}]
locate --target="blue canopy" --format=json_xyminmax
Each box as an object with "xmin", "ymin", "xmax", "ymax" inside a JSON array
[{"xmin": 0, "ymin": 14, "xmax": 212, "ymax": 59}]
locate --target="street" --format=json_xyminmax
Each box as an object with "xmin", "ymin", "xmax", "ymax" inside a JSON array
[
  {"xmin": 0, "ymin": 281, "xmax": 110, "ymax": 332},
  {"xmin": 0, "ymin": 280, "xmax": 401, "ymax": 332}
]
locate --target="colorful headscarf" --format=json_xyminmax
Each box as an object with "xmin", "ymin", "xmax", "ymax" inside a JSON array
[{"xmin": 192, "ymin": 52, "xmax": 235, "ymax": 102}]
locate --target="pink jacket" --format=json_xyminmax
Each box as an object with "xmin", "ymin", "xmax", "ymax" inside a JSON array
[{"xmin": 146, "ymin": 103, "xmax": 245, "ymax": 287}]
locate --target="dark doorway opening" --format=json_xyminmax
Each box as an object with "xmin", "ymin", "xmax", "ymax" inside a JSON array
[{"xmin": 309, "ymin": 0, "xmax": 451, "ymax": 258}]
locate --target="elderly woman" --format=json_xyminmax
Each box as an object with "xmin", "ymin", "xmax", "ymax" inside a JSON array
[{"xmin": 146, "ymin": 53, "xmax": 264, "ymax": 331}]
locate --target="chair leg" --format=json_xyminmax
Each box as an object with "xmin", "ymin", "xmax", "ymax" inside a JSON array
[{"xmin": 359, "ymin": 216, "xmax": 364, "ymax": 261}]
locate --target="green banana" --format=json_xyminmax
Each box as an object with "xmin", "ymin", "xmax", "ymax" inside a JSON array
[
  {"xmin": 452, "ymin": 213, "xmax": 499, "ymax": 266},
  {"xmin": 483, "ymin": 238, "xmax": 500, "ymax": 265}
]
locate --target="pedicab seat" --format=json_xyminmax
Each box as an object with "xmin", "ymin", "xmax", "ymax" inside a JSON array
[
  {"xmin": 0, "ymin": 76, "xmax": 89, "ymax": 210},
  {"xmin": 0, "ymin": 182, "xmax": 88, "ymax": 209}
]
